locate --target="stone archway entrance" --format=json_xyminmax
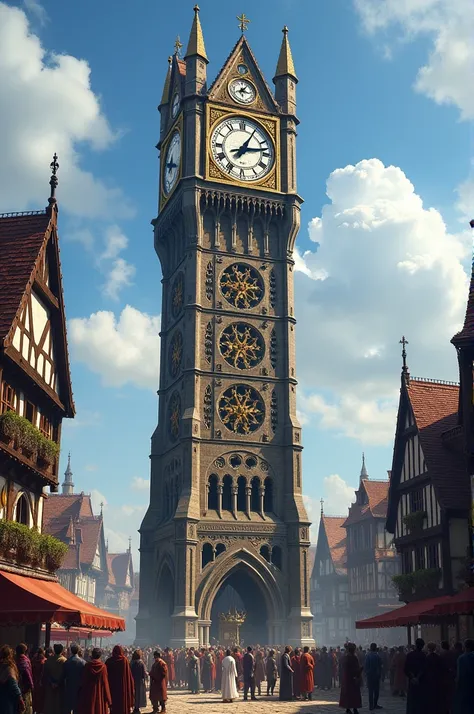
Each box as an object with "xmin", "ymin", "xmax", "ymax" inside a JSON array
[
  {"xmin": 155, "ymin": 562, "xmax": 174, "ymax": 645},
  {"xmin": 197, "ymin": 549, "xmax": 285, "ymax": 647}
]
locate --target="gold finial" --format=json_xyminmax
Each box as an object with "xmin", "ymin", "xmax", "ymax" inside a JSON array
[
  {"xmin": 185, "ymin": 4, "xmax": 208, "ymax": 61},
  {"xmin": 174, "ymin": 35, "xmax": 183, "ymax": 57},
  {"xmin": 237, "ymin": 12, "xmax": 250, "ymax": 33},
  {"xmin": 275, "ymin": 25, "xmax": 297, "ymax": 80}
]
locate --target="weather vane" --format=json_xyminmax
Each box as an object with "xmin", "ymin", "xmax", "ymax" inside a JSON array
[
  {"xmin": 174, "ymin": 35, "xmax": 183, "ymax": 57},
  {"xmin": 399, "ymin": 336, "xmax": 409, "ymax": 373},
  {"xmin": 237, "ymin": 12, "xmax": 250, "ymax": 33}
]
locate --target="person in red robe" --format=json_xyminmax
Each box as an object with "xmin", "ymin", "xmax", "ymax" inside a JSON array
[
  {"xmin": 77, "ymin": 648, "xmax": 112, "ymax": 714},
  {"xmin": 105, "ymin": 645, "xmax": 135, "ymax": 714},
  {"xmin": 339, "ymin": 643, "xmax": 362, "ymax": 714},
  {"xmin": 163, "ymin": 648, "xmax": 175, "ymax": 689},
  {"xmin": 31, "ymin": 647, "xmax": 46, "ymax": 714},
  {"xmin": 300, "ymin": 646, "xmax": 315, "ymax": 701},
  {"xmin": 291, "ymin": 648, "xmax": 302, "ymax": 699},
  {"xmin": 149, "ymin": 650, "xmax": 168, "ymax": 714}
]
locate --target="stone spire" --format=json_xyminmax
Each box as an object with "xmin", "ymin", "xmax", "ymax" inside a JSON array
[
  {"xmin": 62, "ymin": 452, "xmax": 74, "ymax": 495},
  {"xmin": 274, "ymin": 26, "xmax": 297, "ymax": 81},
  {"xmin": 185, "ymin": 5, "xmax": 208, "ymax": 61},
  {"xmin": 160, "ymin": 56, "xmax": 173, "ymax": 107},
  {"xmin": 360, "ymin": 452, "xmax": 368, "ymax": 480}
]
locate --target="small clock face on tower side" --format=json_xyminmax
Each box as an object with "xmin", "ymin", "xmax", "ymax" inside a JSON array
[
  {"xmin": 171, "ymin": 92, "xmax": 180, "ymax": 118},
  {"xmin": 163, "ymin": 130, "xmax": 181, "ymax": 195},
  {"xmin": 228, "ymin": 78, "xmax": 256, "ymax": 105},
  {"xmin": 210, "ymin": 117, "xmax": 274, "ymax": 182}
]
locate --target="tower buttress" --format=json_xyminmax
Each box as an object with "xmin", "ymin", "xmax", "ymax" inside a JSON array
[
  {"xmin": 184, "ymin": 5, "xmax": 208, "ymax": 96},
  {"xmin": 62, "ymin": 452, "xmax": 74, "ymax": 495}
]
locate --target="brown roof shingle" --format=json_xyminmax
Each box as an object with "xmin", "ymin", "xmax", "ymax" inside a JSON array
[
  {"xmin": 0, "ymin": 212, "xmax": 51, "ymax": 341},
  {"xmin": 107, "ymin": 552, "xmax": 133, "ymax": 589},
  {"xmin": 43, "ymin": 494, "xmax": 104, "ymax": 569},
  {"xmin": 407, "ymin": 379, "xmax": 469, "ymax": 511},
  {"xmin": 344, "ymin": 480, "xmax": 389, "ymax": 526},
  {"xmin": 322, "ymin": 515, "xmax": 347, "ymax": 575}
]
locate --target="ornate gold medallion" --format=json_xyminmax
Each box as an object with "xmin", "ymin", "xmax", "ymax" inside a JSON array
[
  {"xmin": 220, "ymin": 264, "xmax": 263, "ymax": 309},
  {"xmin": 169, "ymin": 330, "xmax": 183, "ymax": 378},
  {"xmin": 171, "ymin": 272, "xmax": 184, "ymax": 318},
  {"xmin": 219, "ymin": 323, "xmax": 264, "ymax": 369},
  {"xmin": 168, "ymin": 392, "xmax": 181, "ymax": 441},
  {"xmin": 219, "ymin": 384, "xmax": 265, "ymax": 434}
]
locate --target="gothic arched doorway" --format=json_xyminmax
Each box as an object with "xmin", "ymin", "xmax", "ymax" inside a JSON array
[
  {"xmin": 155, "ymin": 561, "xmax": 174, "ymax": 645},
  {"xmin": 210, "ymin": 567, "xmax": 268, "ymax": 645}
]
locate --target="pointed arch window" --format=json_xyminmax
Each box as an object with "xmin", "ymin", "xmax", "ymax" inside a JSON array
[
  {"xmin": 260, "ymin": 544, "xmax": 270, "ymax": 562},
  {"xmin": 215, "ymin": 543, "xmax": 226, "ymax": 557},
  {"xmin": 272, "ymin": 545, "xmax": 282, "ymax": 570},
  {"xmin": 222, "ymin": 475, "xmax": 233, "ymax": 511},
  {"xmin": 208, "ymin": 474, "xmax": 218, "ymax": 511},
  {"xmin": 237, "ymin": 476, "xmax": 246, "ymax": 512},
  {"xmin": 250, "ymin": 477, "xmax": 260, "ymax": 512},
  {"xmin": 15, "ymin": 494, "xmax": 30, "ymax": 526},
  {"xmin": 202, "ymin": 543, "xmax": 213, "ymax": 569},
  {"xmin": 263, "ymin": 477, "xmax": 273, "ymax": 513}
]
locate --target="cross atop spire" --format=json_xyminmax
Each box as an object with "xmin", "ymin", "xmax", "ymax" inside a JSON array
[
  {"xmin": 360, "ymin": 452, "xmax": 368, "ymax": 480},
  {"xmin": 184, "ymin": 5, "xmax": 208, "ymax": 61},
  {"xmin": 174, "ymin": 35, "xmax": 183, "ymax": 57},
  {"xmin": 320, "ymin": 498, "xmax": 324, "ymax": 515},
  {"xmin": 237, "ymin": 12, "xmax": 251, "ymax": 33},
  {"xmin": 128, "ymin": 536, "xmax": 132, "ymax": 553},
  {"xmin": 62, "ymin": 451, "xmax": 74, "ymax": 495},
  {"xmin": 400, "ymin": 336, "xmax": 410, "ymax": 382},
  {"xmin": 100, "ymin": 501, "xmax": 104, "ymax": 516},
  {"xmin": 48, "ymin": 153, "xmax": 59, "ymax": 211}
]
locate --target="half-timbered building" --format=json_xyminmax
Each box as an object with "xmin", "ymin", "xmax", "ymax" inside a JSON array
[
  {"xmin": 310, "ymin": 512, "xmax": 351, "ymax": 645},
  {"xmin": 344, "ymin": 458, "xmax": 402, "ymax": 643},
  {"xmin": 387, "ymin": 373, "xmax": 470, "ymax": 608}
]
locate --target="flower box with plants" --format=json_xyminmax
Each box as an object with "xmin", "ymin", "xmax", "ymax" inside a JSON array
[
  {"xmin": 392, "ymin": 573, "xmax": 414, "ymax": 599},
  {"xmin": 412, "ymin": 567, "xmax": 442, "ymax": 593},
  {"xmin": 403, "ymin": 510, "xmax": 427, "ymax": 534},
  {"xmin": 0, "ymin": 412, "xmax": 59, "ymax": 470},
  {"xmin": 0, "ymin": 520, "xmax": 67, "ymax": 572}
]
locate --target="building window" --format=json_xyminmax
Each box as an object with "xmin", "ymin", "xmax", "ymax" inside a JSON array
[
  {"xmin": 15, "ymin": 494, "xmax": 30, "ymax": 526},
  {"xmin": 201, "ymin": 543, "xmax": 213, "ymax": 569},
  {"xmin": 402, "ymin": 549, "xmax": 412, "ymax": 574},
  {"xmin": 410, "ymin": 489, "xmax": 424, "ymax": 513},
  {"xmin": 427, "ymin": 542, "xmax": 439, "ymax": 569},
  {"xmin": 39, "ymin": 414, "xmax": 52, "ymax": 439},
  {"xmin": 207, "ymin": 474, "xmax": 218, "ymax": 510},
  {"xmin": 0, "ymin": 383, "xmax": 16, "ymax": 413},
  {"xmin": 415, "ymin": 546, "xmax": 425, "ymax": 570},
  {"xmin": 263, "ymin": 477, "xmax": 273, "ymax": 512},
  {"xmin": 24, "ymin": 401, "xmax": 35, "ymax": 424}
]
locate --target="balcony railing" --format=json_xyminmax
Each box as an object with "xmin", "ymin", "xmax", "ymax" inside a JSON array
[
  {"xmin": 0, "ymin": 520, "xmax": 68, "ymax": 573},
  {"xmin": 0, "ymin": 412, "xmax": 59, "ymax": 480}
]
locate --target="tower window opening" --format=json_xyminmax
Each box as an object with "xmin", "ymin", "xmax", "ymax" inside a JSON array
[
  {"xmin": 208, "ymin": 474, "xmax": 218, "ymax": 511},
  {"xmin": 263, "ymin": 477, "xmax": 273, "ymax": 513},
  {"xmin": 250, "ymin": 476, "xmax": 260, "ymax": 512},
  {"xmin": 237, "ymin": 476, "xmax": 246, "ymax": 511},
  {"xmin": 260, "ymin": 544, "xmax": 270, "ymax": 562},
  {"xmin": 272, "ymin": 545, "xmax": 282, "ymax": 570},
  {"xmin": 202, "ymin": 543, "xmax": 213, "ymax": 569},
  {"xmin": 215, "ymin": 543, "xmax": 226, "ymax": 557},
  {"xmin": 222, "ymin": 475, "xmax": 232, "ymax": 511}
]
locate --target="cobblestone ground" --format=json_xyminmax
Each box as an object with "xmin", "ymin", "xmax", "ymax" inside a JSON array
[{"xmin": 143, "ymin": 681, "xmax": 407, "ymax": 714}]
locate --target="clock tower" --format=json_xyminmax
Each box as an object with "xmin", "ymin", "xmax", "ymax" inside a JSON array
[{"xmin": 138, "ymin": 7, "xmax": 314, "ymax": 648}]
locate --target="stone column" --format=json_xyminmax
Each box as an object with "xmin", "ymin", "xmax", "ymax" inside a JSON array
[
  {"xmin": 231, "ymin": 485, "xmax": 238, "ymax": 518},
  {"xmin": 245, "ymin": 486, "xmax": 251, "ymax": 518},
  {"xmin": 259, "ymin": 486, "xmax": 265, "ymax": 519},
  {"xmin": 217, "ymin": 484, "xmax": 223, "ymax": 519}
]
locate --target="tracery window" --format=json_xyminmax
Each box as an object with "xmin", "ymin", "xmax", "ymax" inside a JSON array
[
  {"xmin": 250, "ymin": 477, "xmax": 260, "ymax": 512},
  {"xmin": 263, "ymin": 477, "xmax": 273, "ymax": 512},
  {"xmin": 207, "ymin": 474, "xmax": 218, "ymax": 510},
  {"xmin": 222, "ymin": 475, "xmax": 232, "ymax": 511},
  {"xmin": 237, "ymin": 476, "xmax": 246, "ymax": 512}
]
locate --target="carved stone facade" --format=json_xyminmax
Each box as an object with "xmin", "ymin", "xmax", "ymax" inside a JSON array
[{"xmin": 138, "ymin": 13, "xmax": 313, "ymax": 647}]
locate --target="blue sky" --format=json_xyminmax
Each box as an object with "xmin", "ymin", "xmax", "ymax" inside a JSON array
[{"xmin": 1, "ymin": 0, "xmax": 472, "ymax": 557}]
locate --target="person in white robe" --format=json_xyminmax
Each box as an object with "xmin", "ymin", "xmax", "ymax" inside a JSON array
[{"xmin": 221, "ymin": 650, "xmax": 239, "ymax": 703}]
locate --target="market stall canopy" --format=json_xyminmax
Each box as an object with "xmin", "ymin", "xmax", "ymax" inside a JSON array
[
  {"xmin": 0, "ymin": 571, "xmax": 125, "ymax": 631},
  {"xmin": 41, "ymin": 626, "xmax": 114, "ymax": 641},
  {"xmin": 355, "ymin": 594, "xmax": 453, "ymax": 629},
  {"xmin": 429, "ymin": 587, "xmax": 474, "ymax": 616}
]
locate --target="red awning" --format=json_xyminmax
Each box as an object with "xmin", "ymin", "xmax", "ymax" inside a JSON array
[
  {"xmin": 355, "ymin": 594, "xmax": 453, "ymax": 629},
  {"xmin": 41, "ymin": 626, "xmax": 114, "ymax": 641},
  {"xmin": 430, "ymin": 588, "xmax": 474, "ymax": 616},
  {"xmin": 0, "ymin": 571, "xmax": 125, "ymax": 631}
]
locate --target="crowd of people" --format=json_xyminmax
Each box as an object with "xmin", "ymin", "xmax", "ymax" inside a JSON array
[{"xmin": 0, "ymin": 637, "xmax": 472, "ymax": 714}]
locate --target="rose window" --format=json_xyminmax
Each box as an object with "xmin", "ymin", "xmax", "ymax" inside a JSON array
[
  {"xmin": 218, "ymin": 384, "xmax": 265, "ymax": 434},
  {"xmin": 219, "ymin": 322, "xmax": 264, "ymax": 369},
  {"xmin": 168, "ymin": 392, "xmax": 181, "ymax": 441},
  {"xmin": 220, "ymin": 264, "xmax": 263, "ymax": 310}
]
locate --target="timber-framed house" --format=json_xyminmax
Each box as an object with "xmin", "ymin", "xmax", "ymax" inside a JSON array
[
  {"xmin": 0, "ymin": 156, "xmax": 74, "ymax": 583},
  {"xmin": 386, "ymin": 361, "xmax": 470, "ymax": 604}
]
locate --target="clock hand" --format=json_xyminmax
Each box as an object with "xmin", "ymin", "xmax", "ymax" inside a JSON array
[
  {"xmin": 234, "ymin": 129, "xmax": 256, "ymax": 158},
  {"xmin": 166, "ymin": 160, "xmax": 177, "ymax": 171}
]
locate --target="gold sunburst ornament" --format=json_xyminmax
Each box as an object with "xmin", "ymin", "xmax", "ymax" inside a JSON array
[
  {"xmin": 219, "ymin": 323, "xmax": 264, "ymax": 369},
  {"xmin": 220, "ymin": 264, "xmax": 263, "ymax": 309},
  {"xmin": 219, "ymin": 384, "xmax": 264, "ymax": 434},
  {"xmin": 169, "ymin": 330, "xmax": 183, "ymax": 377},
  {"xmin": 168, "ymin": 392, "xmax": 181, "ymax": 440},
  {"xmin": 171, "ymin": 272, "xmax": 184, "ymax": 318}
]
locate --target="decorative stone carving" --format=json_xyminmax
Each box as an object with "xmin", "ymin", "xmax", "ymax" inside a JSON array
[
  {"xmin": 271, "ymin": 390, "xmax": 278, "ymax": 433},
  {"xmin": 205, "ymin": 261, "xmax": 214, "ymax": 301},
  {"xmin": 205, "ymin": 322, "xmax": 213, "ymax": 365},
  {"xmin": 270, "ymin": 329, "xmax": 277, "ymax": 369},
  {"xmin": 204, "ymin": 385, "xmax": 212, "ymax": 429}
]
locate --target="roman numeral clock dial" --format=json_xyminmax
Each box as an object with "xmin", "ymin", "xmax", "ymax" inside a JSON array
[{"xmin": 210, "ymin": 117, "xmax": 274, "ymax": 182}]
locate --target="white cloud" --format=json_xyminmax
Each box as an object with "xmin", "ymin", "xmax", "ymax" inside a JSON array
[
  {"xmin": 0, "ymin": 2, "xmax": 133, "ymax": 219},
  {"xmin": 131, "ymin": 477, "xmax": 150, "ymax": 491},
  {"xmin": 102, "ymin": 257, "xmax": 136, "ymax": 300},
  {"xmin": 295, "ymin": 158, "xmax": 470, "ymax": 444},
  {"xmin": 100, "ymin": 225, "xmax": 129, "ymax": 261},
  {"xmin": 23, "ymin": 0, "xmax": 47, "ymax": 25},
  {"xmin": 69, "ymin": 306, "xmax": 161, "ymax": 390},
  {"xmin": 304, "ymin": 474, "xmax": 356, "ymax": 542},
  {"xmin": 354, "ymin": 0, "xmax": 474, "ymax": 120}
]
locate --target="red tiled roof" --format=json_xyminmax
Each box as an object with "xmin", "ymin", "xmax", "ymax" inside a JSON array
[
  {"xmin": 0, "ymin": 212, "xmax": 51, "ymax": 341},
  {"xmin": 407, "ymin": 379, "xmax": 469, "ymax": 510},
  {"xmin": 344, "ymin": 480, "xmax": 389, "ymax": 527},
  {"xmin": 107, "ymin": 552, "xmax": 133, "ymax": 589},
  {"xmin": 452, "ymin": 261, "xmax": 474, "ymax": 346},
  {"xmin": 177, "ymin": 59, "xmax": 186, "ymax": 76},
  {"xmin": 43, "ymin": 494, "xmax": 94, "ymax": 526},
  {"xmin": 43, "ymin": 494, "xmax": 103, "ymax": 569},
  {"xmin": 322, "ymin": 515, "xmax": 347, "ymax": 575}
]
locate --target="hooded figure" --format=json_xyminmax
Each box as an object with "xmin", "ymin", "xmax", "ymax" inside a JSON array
[
  {"xmin": 78, "ymin": 649, "xmax": 112, "ymax": 714},
  {"xmin": 105, "ymin": 646, "xmax": 135, "ymax": 714}
]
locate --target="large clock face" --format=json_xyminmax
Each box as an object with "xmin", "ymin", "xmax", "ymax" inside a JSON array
[
  {"xmin": 163, "ymin": 130, "xmax": 181, "ymax": 195},
  {"xmin": 210, "ymin": 117, "xmax": 274, "ymax": 182}
]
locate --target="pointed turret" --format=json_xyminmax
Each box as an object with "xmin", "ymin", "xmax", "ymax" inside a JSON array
[
  {"xmin": 160, "ymin": 56, "xmax": 173, "ymax": 108},
  {"xmin": 273, "ymin": 26, "xmax": 297, "ymax": 115},
  {"xmin": 360, "ymin": 453, "xmax": 368, "ymax": 481},
  {"xmin": 62, "ymin": 452, "xmax": 74, "ymax": 495},
  {"xmin": 184, "ymin": 5, "xmax": 208, "ymax": 95}
]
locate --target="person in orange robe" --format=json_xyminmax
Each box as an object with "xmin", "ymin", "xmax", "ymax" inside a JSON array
[
  {"xmin": 105, "ymin": 645, "xmax": 135, "ymax": 714},
  {"xmin": 77, "ymin": 648, "xmax": 112, "ymax": 714},
  {"xmin": 291, "ymin": 648, "xmax": 302, "ymax": 699},
  {"xmin": 163, "ymin": 648, "xmax": 175, "ymax": 689},
  {"xmin": 300, "ymin": 646, "xmax": 315, "ymax": 701},
  {"xmin": 149, "ymin": 650, "xmax": 168, "ymax": 713}
]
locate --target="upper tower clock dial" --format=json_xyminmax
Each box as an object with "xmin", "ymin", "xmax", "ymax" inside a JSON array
[
  {"xmin": 210, "ymin": 117, "xmax": 274, "ymax": 182},
  {"xmin": 163, "ymin": 130, "xmax": 181, "ymax": 196},
  {"xmin": 229, "ymin": 78, "xmax": 256, "ymax": 105},
  {"xmin": 171, "ymin": 92, "xmax": 180, "ymax": 118}
]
